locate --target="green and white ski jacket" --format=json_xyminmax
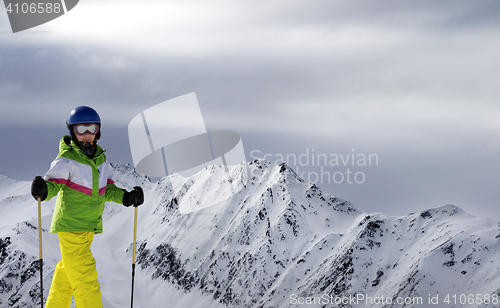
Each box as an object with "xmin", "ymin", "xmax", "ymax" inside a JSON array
[{"xmin": 44, "ymin": 135, "xmax": 125, "ymax": 234}]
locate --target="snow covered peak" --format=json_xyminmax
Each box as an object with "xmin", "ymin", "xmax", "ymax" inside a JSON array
[{"xmin": 1, "ymin": 162, "xmax": 500, "ymax": 308}]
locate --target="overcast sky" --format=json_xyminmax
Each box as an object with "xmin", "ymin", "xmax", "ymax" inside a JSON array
[{"xmin": 1, "ymin": 0, "xmax": 499, "ymax": 219}]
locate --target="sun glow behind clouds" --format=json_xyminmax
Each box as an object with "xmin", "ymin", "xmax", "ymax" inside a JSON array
[
  {"xmin": 38, "ymin": 1, "xmax": 256, "ymax": 56},
  {"xmin": 32, "ymin": 0, "xmax": 409, "ymax": 59}
]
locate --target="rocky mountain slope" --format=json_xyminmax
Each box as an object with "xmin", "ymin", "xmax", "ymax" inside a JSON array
[{"xmin": 1, "ymin": 160, "xmax": 499, "ymax": 307}]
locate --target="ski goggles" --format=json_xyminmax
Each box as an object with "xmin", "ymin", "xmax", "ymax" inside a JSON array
[{"xmin": 73, "ymin": 123, "xmax": 100, "ymax": 135}]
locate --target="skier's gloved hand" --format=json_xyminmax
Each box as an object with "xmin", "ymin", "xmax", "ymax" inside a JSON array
[
  {"xmin": 123, "ymin": 186, "xmax": 144, "ymax": 207},
  {"xmin": 31, "ymin": 176, "xmax": 47, "ymax": 201}
]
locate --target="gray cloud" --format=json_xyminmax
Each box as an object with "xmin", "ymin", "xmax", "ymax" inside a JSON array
[{"xmin": 0, "ymin": 0, "xmax": 499, "ymax": 219}]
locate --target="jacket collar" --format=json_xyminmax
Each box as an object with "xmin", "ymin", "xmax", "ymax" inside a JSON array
[{"xmin": 60, "ymin": 135, "xmax": 104, "ymax": 159}]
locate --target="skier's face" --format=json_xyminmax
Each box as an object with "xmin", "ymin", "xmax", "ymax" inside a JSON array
[
  {"xmin": 75, "ymin": 132, "xmax": 95, "ymax": 143},
  {"xmin": 73, "ymin": 123, "xmax": 99, "ymax": 144}
]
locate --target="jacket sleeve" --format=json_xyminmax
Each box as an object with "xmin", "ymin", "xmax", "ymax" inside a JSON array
[
  {"xmin": 43, "ymin": 157, "xmax": 71, "ymax": 201},
  {"xmin": 106, "ymin": 183, "xmax": 126, "ymax": 204},
  {"xmin": 104, "ymin": 164, "xmax": 126, "ymax": 204}
]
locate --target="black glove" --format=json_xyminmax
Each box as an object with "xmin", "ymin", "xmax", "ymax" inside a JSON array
[
  {"xmin": 123, "ymin": 186, "xmax": 144, "ymax": 207},
  {"xmin": 31, "ymin": 176, "xmax": 47, "ymax": 201}
]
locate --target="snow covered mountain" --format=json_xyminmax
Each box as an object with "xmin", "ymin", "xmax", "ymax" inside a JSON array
[{"xmin": 1, "ymin": 160, "xmax": 500, "ymax": 308}]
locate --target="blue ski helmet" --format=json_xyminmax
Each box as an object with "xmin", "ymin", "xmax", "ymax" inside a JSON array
[
  {"xmin": 67, "ymin": 106, "xmax": 101, "ymax": 125},
  {"xmin": 67, "ymin": 106, "xmax": 101, "ymax": 140}
]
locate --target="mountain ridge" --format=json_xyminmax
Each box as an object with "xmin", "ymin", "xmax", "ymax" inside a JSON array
[{"xmin": 0, "ymin": 160, "xmax": 499, "ymax": 307}]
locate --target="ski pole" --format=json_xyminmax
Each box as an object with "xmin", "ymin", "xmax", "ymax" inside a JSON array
[
  {"xmin": 131, "ymin": 206, "xmax": 138, "ymax": 308},
  {"xmin": 37, "ymin": 197, "xmax": 43, "ymax": 308}
]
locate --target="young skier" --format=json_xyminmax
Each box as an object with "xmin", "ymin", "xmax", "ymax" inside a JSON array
[{"xmin": 30, "ymin": 106, "xmax": 144, "ymax": 308}]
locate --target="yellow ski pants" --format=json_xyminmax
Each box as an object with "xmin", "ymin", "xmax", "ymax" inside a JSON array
[{"xmin": 45, "ymin": 231, "xmax": 102, "ymax": 308}]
